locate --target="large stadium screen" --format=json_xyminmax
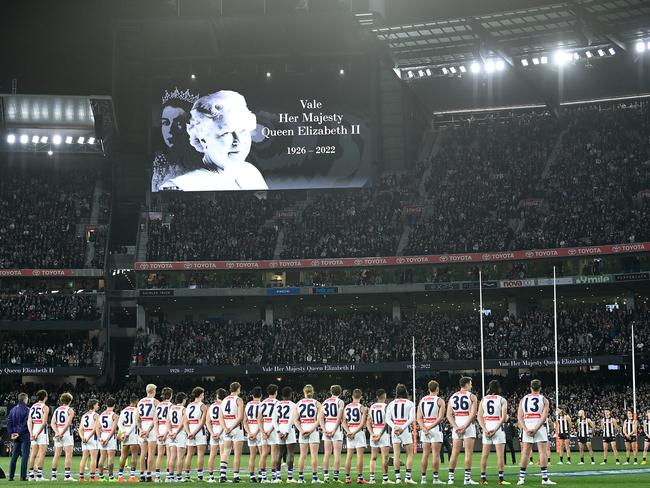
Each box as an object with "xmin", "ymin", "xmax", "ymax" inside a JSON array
[{"xmin": 150, "ymin": 68, "xmax": 374, "ymax": 192}]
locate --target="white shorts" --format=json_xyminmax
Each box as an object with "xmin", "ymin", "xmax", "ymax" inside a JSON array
[
  {"xmin": 53, "ymin": 432, "xmax": 74, "ymax": 448},
  {"xmin": 209, "ymin": 431, "xmax": 224, "ymax": 447},
  {"xmin": 171, "ymin": 431, "xmax": 187, "ymax": 450},
  {"xmin": 346, "ymin": 431, "xmax": 367, "ymax": 450},
  {"xmin": 369, "ymin": 432, "xmax": 391, "ymax": 449},
  {"xmin": 298, "ymin": 429, "xmax": 320, "ymax": 444},
  {"xmin": 483, "ymin": 429, "xmax": 506, "ymax": 445},
  {"xmin": 157, "ymin": 425, "xmax": 169, "ymax": 446},
  {"xmin": 31, "ymin": 430, "xmax": 49, "ymax": 446},
  {"xmin": 323, "ymin": 425, "xmax": 344, "ymax": 442},
  {"xmin": 121, "ymin": 430, "xmax": 140, "ymax": 446},
  {"xmin": 522, "ymin": 426, "xmax": 548, "ymax": 444},
  {"xmin": 139, "ymin": 428, "xmax": 158, "ymax": 444},
  {"xmin": 186, "ymin": 429, "xmax": 207, "ymax": 446},
  {"xmin": 420, "ymin": 427, "xmax": 444, "ymax": 444},
  {"xmin": 261, "ymin": 430, "xmax": 279, "ymax": 446},
  {"xmin": 452, "ymin": 423, "xmax": 476, "ymax": 440},
  {"xmin": 391, "ymin": 427, "xmax": 413, "ymax": 446},
  {"xmin": 247, "ymin": 432, "xmax": 262, "ymax": 447},
  {"xmin": 223, "ymin": 426, "xmax": 246, "ymax": 443},
  {"xmin": 82, "ymin": 438, "xmax": 99, "ymax": 451},
  {"xmin": 100, "ymin": 438, "xmax": 118, "ymax": 451},
  {"xmin": 277, "ymin": 429, "xmax": 297, "ymax": 445}
]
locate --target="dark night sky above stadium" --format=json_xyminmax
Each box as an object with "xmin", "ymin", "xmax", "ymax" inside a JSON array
[{"xmin": 0, "ymin": 0, "xmax": 562, "ymax": 96}]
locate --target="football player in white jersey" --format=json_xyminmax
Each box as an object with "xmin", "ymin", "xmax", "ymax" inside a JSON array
[
  {"xmin": 50, "ymin": 392, "xmax": 76, "ymax": 481},
  {"xmin": 477, "ymin": 380, "xmax": 509, "ymax": 485},
  {"xmin": 167, "ymin": 392, "xmax": 188, "ymax": 482},
  {"xmin": 245, "ymin": 387, "xmax": 264, "ymax": 482},
  {"xmin": 642, "ymin": 410, "xmax": 650, "ymax": 464},
  {"xmin": 184, "ymin": 386, "xmax": 208, "ymax": 481},
  {"xmin": 293, "ymin": 384, "xmax": 323, "ymax": 483},
  {"xmin": 575, "ymin": 410, "xmax": 595, "ymax": 465},
  {"xmin": 622, "ymin": 410, "xmax": 638, "ymax": 464},
  {"xmin": 27, "ymin": 389, "xmax": 49, "ymax": 481},
  {"xmin": 447, "ymin": 377, "xmax": 478, "ymax": 485},
  {"xmin": 97, "ymin": 397, "xmax": 119, "ymax": 481},
  {"xmin": 137, "ymin": 383, "xmax": 160, "ymax": 481},
  {"xmin": 343, "ymin": 389, "xmax": 368, "ymax": 484},
  {"xmin": 417, "ymin": 380, "xmax": 445, "ymax": 485},
  {"xmin": 155, "ymin": 387, "xmax": 174, "ymax": 481},
  {"xmin": 117, "ymin": 394, "xmax": 141, "ymax": 482},
  {"xmin": 320, "ymin": 385, "xmax": 345, "ymax": 482},
  {"xmin": 78, "ymin": 398, "xmax": 100, "ymax": 482},
  {"xmin": 367, "ymin": 389, "xmax": 391, "ymax": 484},
  {"xmin": 516, "ymin": 379, "xmax": 555, "ymax": 485},
  {"xmin": 385, "ymin": 383, "xmax": 416, "ymax": 484},
  {"xmin": 258, "ymin": 384, "xmax": 280, "ymax": 483},
  {"xmin": 275, "ymin": 386, "xmax": 298, "ymax": 482},
  {"xmin": 219, "ymin": 382, "xmax": 246, "ymax": 482},
  {"xmin": 207, "ymin": 388, "xmax": 227, "ymax": 482}
]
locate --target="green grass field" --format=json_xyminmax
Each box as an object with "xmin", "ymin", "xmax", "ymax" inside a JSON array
[{"xmin": 1, "ymin": 452, "xmax": 648, "ymax": 487}]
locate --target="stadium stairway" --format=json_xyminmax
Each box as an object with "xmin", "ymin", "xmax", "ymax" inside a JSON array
[
  {"xmin": 396, "ymin": 224, "xmax": 411, "ymax": 255},
  {"xmin": 541, "ymin": 124, "xmax": 570, "ymax": 179},
  {"xmin": 417, "ymin": 129, "xmax": 446, "ymax": 196}
]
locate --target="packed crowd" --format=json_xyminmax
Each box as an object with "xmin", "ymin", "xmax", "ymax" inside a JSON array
[
  {"xmin": 0, "ymin": 331, "xmax": 102, "ymax": 367},
  {"xmin": 0, "ymin": 165, "xmax": 99, "ymax": 269},
  {"xmin": 145, "ymin": 103, "xmax": 650, "ymax": 263},
  {"xmin": 0, "ymin": 293, "xmax": 100, "ymax": 321},
  {"xmin": 146, "ymin": 193, "xmax": 282, "ymax": 261},
  {"xmin": 131, "ymin": 303, "xmax": 650, "ymax": 367}
]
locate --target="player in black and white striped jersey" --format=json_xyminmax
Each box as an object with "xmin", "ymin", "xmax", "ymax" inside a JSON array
[
  {"xmin": 622, "ymin": 410, "xmax": 638, "ymax": 465},
  {"xmin": 642, "ymin": 410, "xmax": 650, "ymax": 465},
  {"xmin": 555, "ymin": 408, "xmax": 572, "ymax": 465},
  {"xmin": 575, "ymin": 410, "xmax": 595, "ymax": 465},
  {"xmin": 600, "ymin": 410, "xmax": 620, "ymax": 465}
]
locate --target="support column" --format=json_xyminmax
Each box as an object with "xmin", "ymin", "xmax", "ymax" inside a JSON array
[
  {"xmin": 626, "ymin": 291, "xmax": 635, "ymax": 311},
  {"xmin": 392, "ymin": 301, "xmax": 401, "ymax": 321},
  {"xmin": 265, "ymin": 304, "xmax": 274, "ymax": 325},
  {"xmin": 137, "ymin": 305, "xmax": 146, "ymax": 332},
  {"xmin": 507, "ymin": 297, "xmax": 518, "ymax": 318}
]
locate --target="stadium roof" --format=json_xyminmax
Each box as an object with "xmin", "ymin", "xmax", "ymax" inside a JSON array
[{"xmin": 365, "ymin": 0, "xmax": 650, "ymax": 73}]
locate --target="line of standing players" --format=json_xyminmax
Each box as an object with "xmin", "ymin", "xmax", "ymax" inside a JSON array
[{"xmin": 23, "ymin": 377, "xmax": 602, "ymax": 485}]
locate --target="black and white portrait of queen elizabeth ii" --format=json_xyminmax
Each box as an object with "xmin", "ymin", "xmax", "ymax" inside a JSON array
[{"xmin": 160, "ymin": 90, "xmax": 268, "ymax": 191}]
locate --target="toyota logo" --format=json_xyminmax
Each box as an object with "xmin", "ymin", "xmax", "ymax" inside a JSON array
[
  {"xmin": 482, "ymin": 254, "xmax": 491, "ymax": 261},
  {"xmin": 525, "ymin": 251, "xmax": 534, "ymax": 258},
  {"xmin": 439, "ymin": 255, "xmax": 449, "ymax": 262},
  {"xmin": 568, "ymin": 249, "xmax": 577, "ymax": 255},
  {"xmin": 612, "ymin": 246, "xmax": 621, "ymax": 252},
  {"xmin": 311, "ymin": 260, "xmax": 320, "ymax": 267},
  {"xmin": 396, "ymin": 258, "xmax": 405, "ymax": 264}
]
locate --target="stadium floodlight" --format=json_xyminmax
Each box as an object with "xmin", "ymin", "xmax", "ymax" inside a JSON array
[
  {"xmin": 521, "ymin": 59, "xmax": 529, "ymax": 67},
  {"xmin": 573, "ymin": 52, "xmax": 580, "ymax": 60},
  {"xmin": 40, "ymin": 136, "xmax": 48, "ymax": 143},
  {"xmin": 449, "ymin": 66, "xmax": 457, "ymax": 74},
  {"xmin": 339, "ymin": 68, "xmax": 345, "ymax": 75},
  {"xmin": 52, "ymin": 135, "xmax": 62, "ymax": 145},
  {"xmin": 65, "ymin": 136, "xmax": 73, "ymax": 144},
  {"xmin": 425, "ymin": 68, "xmax": 432, "ymax": 76},
  {"xmin": 540, "ymin": 55, "xmax": 548, "ymax": 65},
  {"xmin": 635, "ymin": 41, "xmax": 646, "ymax": 53},
  {"xmin": 442, "ymin": 67, "xmax": 449, "ymax": 75},
  {"xmin": 407, "ymin": 70, "xmax": 414, "ymax": 78},
  {"xmin": 266, "ymin": 71, "xmax": 272, "ymax": 78},
  {"xmin": 20, "ymin": 134, "xmax": 28, "ymax": 144},
  {"xmin": 32, "ymin": 135, "xmax": 39, "ymax": 144},
  {"xmin": 608, "ymin": 47, "xmax": 616, "ymax": 56},
  {"xmin": 459, "ymin": 65, "xmax": 467, "ymax": 73},
  {"xmin": 7, "ymin": 134, "xmax": 16, "ymax": 144},
  {"xmin": 553, "ymin": 50, "xmax": 569, "ymax": 66},
  {"xmin": 77, "ymin": 136, "xmax": 85, "ymax": 144},
  {"xmin": 496, "ymin": 59, "xmax": 505, "ymax": 71},
  {"xmin": 190, "ymin": 74, "xmax": 196, "ymax": 80},
  {"xmin": 485, "ymin": 60, "xmax": 495, "ymax": 73},
  {"xmin": 87, "ymin": 137, "xmax": 95, "ymax": 145},
  {"xmin": 470, "ymin": 62, "xmax": 481, "ymax": 73},
  {"xmin": 532, "ymin": 57, "xmax": 540, "ymax": 65},
  {"xmin": 585, "ymin": 50, "xmax": 593, "ymax": 58},
  {"xmin": 47, "ymin": 150, "xmax": 53, "ymax": 156},
  {"xmin": 418, "ymin": 69, "xmax": 425, "ymax": 77},
  {"xmin": 597, "ymin": 49, "xmax": 605, "ymax": 57}
]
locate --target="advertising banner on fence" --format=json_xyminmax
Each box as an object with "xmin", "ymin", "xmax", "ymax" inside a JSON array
[{"xmin": 135, "ymin": 241, "xmax": 650, "ymax": 272}]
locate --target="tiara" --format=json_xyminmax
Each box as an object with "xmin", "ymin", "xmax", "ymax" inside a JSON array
[{"xmin": 161, "ymin": 87, "xmax": 199, "ymax": 106}]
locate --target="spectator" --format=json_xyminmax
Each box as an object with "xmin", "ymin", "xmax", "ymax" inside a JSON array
[{"xmin": 7, "ymin": 392, "xmax": 30, "ymax": 481}]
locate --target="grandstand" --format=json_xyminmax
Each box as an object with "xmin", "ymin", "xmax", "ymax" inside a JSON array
[{"xmin": 2, "ymin": 0, "xmax": 650, "ymax": 486}]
